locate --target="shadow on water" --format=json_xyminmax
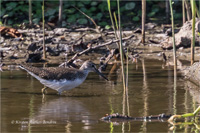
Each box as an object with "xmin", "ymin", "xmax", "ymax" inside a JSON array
[{"xmin": 1, "ymin": 59, "xmax": 200, "ymax": 132}]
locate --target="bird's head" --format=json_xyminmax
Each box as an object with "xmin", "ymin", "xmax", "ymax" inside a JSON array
[{"xmin": 80, "ymin": 61, "xmax": 108, "ymax": 81}]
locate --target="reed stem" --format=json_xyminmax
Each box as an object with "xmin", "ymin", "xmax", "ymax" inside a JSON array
[
  {"xmin": 182, "ymin": 0, "xmax": 186, "ymax": 24},
  {"xmin": 117, "ymin": 0, "xmax": 126, "ymax": 91},
  {"xmin": 28, "ymin": 0, "xmax": 32, "ymax": 25},
  {"xmin": 169, "ymin": 0, "xmax": 177, "ymax": 70},
  {"xmin": 142, "ymin": 0, "xmax": 146, "ymax": 43},
  {"xmin": 190, "ymin": 0, "xmax": 196, "ymax": 65},
  {"xmin": 58, "ymin": 0, "xmax": 63, "ymax": 26},
  {"xmin": 42, "ymin": 0, "xmax": 46, "ymax": 59}
]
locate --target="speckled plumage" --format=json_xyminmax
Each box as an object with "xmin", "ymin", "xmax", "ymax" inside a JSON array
[
  {"xmin": 19, "ymin": 61, "xmax": 108, "ymax": 95},
  {"xmin": 19, "ymin": 65, "xmax": 87, "ymax": 81}
]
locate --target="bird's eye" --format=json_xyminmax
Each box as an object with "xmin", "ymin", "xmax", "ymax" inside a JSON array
[{"xmin": 91, "ymin": 64, "xmax": 95, "ymax": 67}]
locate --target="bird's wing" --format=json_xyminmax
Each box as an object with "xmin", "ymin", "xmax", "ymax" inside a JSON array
[
  {"xmin": 19, "ymin": 64, "xmax": 86, "ymax": 81},
  {"xmin": 19, "ymin": 64, "xmax": 48, "ymax": 81},
  {"xmin": 42, "ymin": 67, "xmax": 86, "ymax": 81},
  {"xmin": 19, "ymin": 64, "xmax": 42, "ymax": 76}
]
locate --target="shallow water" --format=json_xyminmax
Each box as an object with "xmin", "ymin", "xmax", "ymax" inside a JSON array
[{"xmin": 1, "ymin": 59, "xmax": 199, "ymax": 132}]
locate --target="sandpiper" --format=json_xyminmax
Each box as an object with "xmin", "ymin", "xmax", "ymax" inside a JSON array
[{"xmin": 19, "ymin": 61, "xmax": 108, "ymax": 95}]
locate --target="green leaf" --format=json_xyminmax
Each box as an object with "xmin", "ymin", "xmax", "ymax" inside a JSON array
[
  {"xmin": 33, "ymin": 18, "xmax": 40, "ymax": 24},
  {"xmin": 63, "ymin": 14, "xmax": 67, "ymax": 20},
  {"xmin": 174, "ymin": 13, "xmax": 182, "ymax": 19},
  {"xmin": 125, "ymin": 2, "xmax": 135, "ymax": 10},
  {"xmin": 8, "ymin": 20, "xmax": 13, "ymax": 25},
  {"xmin": 132, "ymin": 16, "xmax": 140, "ymax": 21},
  {"xmin": 33, "ymin": 1, "xmax": 42, "ymax": 9},
  {"xmin": 120, "ymin": 6, "xmax": 126, "ymax": 12},
  {"xmin": 67, "ymin": 17, "xmax": 76, "ymax": 23},
  {"xmin": 46, "ymin": 9, "xmax": 57, "ymax": 16},
  {"xmin": 74, "ymin": 14, "xmax": 80, "ymax": 19},
  {"xmin": 65, "ymin": 8, "xmax": 76, "ymax": 14},
  {"xmin": 148, "ymin": 12, "xmax": 156, "ymax": 17},
  {"xmin": 89, "ymin": 7, "xmax": 96, "ymax": 12},
  {"xmin": 110, "ymin": 1, "xmax": 117, "ymax": 7},
  {"xmin": 0, "ymin": 10, "xmax": 5, "ymax": 17},
  {"xmin": 77, "ymin": 2, "xmax": 84, "ymax": 7},
  {"xmin": 63, "ymin": 4, "xmax": 70, "ymax": 8},
  {"xmin": 99, "ymin": 21, "xmax": 107, "ymax": 26},
  {"xmin": 68, "ymin": 1, "xmax": 75, "ymax": 6},
  {"xmin": 105, "ymin": 25, "xmax": 111, "ymax": 29},
  {"xmin": 96, "ymin": 13, "xmax": 103, "ymax": 20},
  {"xmin": 19, "ymin": 5, "xmax": 29, "ymax": 12},
  {"xmin": 127, "ymin": 12, "xmax": 135, "ymax": 16},
  {"xmin": 83, "ymin": 1, "xmax": 91, "ymax": 5},
  {"xmin": 91, "ymin": 2, "xmax": 98, "ymax": 6},
  {"xmin": 80, "ymin": 7, "xmax": 87, "ymax": 12},
  {"xmin": 8, "ymin": 12, "xmax": 14, "ymax": 17},
  {"xmin": 6, "ymin": 2, "xmax": 17, "ymax": 10},
  {"xmin": 152, "ymin": 8, "xmax": 159, "ymax": 13},
  {"xmin": 34, "ymin": 9, "xmax": 42, "ymax": 19},
  {"xmin": 77, "ymin": 18, "xmax": 88, "ymax": 25},
  {"xmin": 137, "ymin": 10, "xmax": 142, "ymax": 17},
  {"xmin": 23, "ymin": 20, "xmax": 29, "ymax": 23},
  {"xmin": 19, "ymin": 1, "xmax": 24, "ymax": 4},
  {"xmin": 98, "ymin": 2, "xmax": 107, "ymax": 12}
]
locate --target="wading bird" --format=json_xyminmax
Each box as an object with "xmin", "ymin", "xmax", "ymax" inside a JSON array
[{"xmin": 19, "ymin": 61, "xmax": 108, "ymax": 95}]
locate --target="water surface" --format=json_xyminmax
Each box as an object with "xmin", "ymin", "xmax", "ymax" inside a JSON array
[{"xmin": 1, "ymin": 59, "xmax": 199, "ymax": 132}]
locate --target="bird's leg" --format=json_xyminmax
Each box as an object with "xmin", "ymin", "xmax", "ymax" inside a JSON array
[
  {"xmin": 42, "ymin": 87, "xmax": 47, "ymax": 95},
  {"xmin": 42, "ymin": 94, "xmax": 46, "ymax": 102}
]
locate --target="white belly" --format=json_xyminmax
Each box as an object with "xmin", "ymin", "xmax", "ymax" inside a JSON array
[{"xmin": 40, "ymin": 78, "xmax": 86, "ymax": 94}]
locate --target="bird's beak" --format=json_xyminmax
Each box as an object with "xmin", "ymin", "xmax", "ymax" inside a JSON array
[{"xmin": 93, "ymin": 67, "xmax": 108, "ymax": 81}]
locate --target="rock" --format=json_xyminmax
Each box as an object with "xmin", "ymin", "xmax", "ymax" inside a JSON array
[
  {"xmin": 52, "ymin": 38, "xmax": 61, "ymax": 44},
  {"xmin": 46, "ymin": 47, "xmax": 60, "ymax": 56},
  {"xmin": 8, "ymin": 54, "xmax": 18, "ymax": 59},
  {"xmin": 165, "ymin": 28, "xmax": 180, "ymax": 36},
  {"xmin": 0, "ymin": 51, "xmax": 5, "ymax": 60},
  {"xmin": 161, "ymin": 18, "xmax": 200, "ymax": 49},
  {"xmin": 184, "ymin": 62, "xmax": 200, "ymax": 85},
  {"xmin": 26, "ymin": 53, "xmax": 42, "ymax": 63},
  {"xmin": 27, "ymin": 42, "xmax": 39, "ymax": 52},
  {"xmin": 54, "ymin": 28, "xmax": 68, "ymax": 36},
  {"xmin": 0, "ymin": 37, "xmax": 5, "ymax": 43},
  {"xmin": 145, "ymin": 23, "xmax": 157, "ymax": 30}
]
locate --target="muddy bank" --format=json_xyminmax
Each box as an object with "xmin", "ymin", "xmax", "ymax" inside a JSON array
[{"xmin": 0, "ymin": 20, "xmax": 200, "ymax": 68}]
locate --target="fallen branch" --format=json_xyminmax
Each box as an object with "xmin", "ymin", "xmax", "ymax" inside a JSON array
[
  {"xmin": 98, "ymin": 49, "xmax": 119, "ymax": 72},
  {"xmin": 100, "ymin": 113, "xmax": 171, "ymax": 122},
  {"xmin": 73, "ymin": 33, "xmax": 86, "ymax": 44},
  {"xmin": 60, "ymin": 34, "xmax": 134, "ymax": 67}
]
